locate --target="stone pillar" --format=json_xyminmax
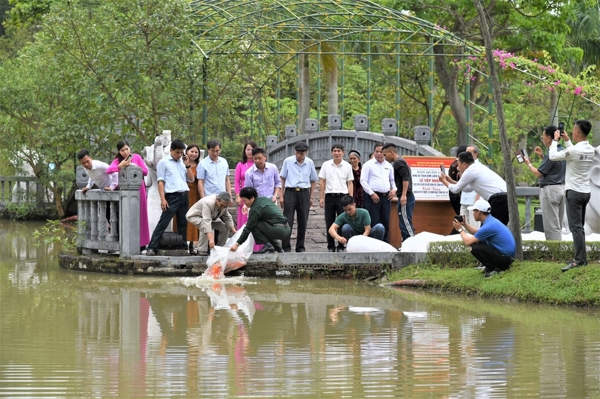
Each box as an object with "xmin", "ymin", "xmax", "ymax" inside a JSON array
[
  {"xmin": 353, "ymin": 114, "xmax": 368, "ymax": 131},
  {"xmin": 118, "ymin": 165, "xmax": 143, "ymax": 257},
  {"xmin": 382, "ymin": 118, "xmax": 397, "ymax": 136}
]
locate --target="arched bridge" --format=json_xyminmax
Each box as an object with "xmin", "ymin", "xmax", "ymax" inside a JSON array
[{"xmin": 266, "ymin": 123, "xmax": 444, "ymax": 169}]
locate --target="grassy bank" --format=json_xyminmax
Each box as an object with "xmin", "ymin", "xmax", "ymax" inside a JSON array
[{"xmin": 387, "ymin": 260, "xmax": 600, "ymax": 307}]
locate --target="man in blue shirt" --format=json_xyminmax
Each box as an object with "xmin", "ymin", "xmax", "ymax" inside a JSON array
[
  {"xmin": 197, "ymin": 139, "xmax": 231, "ymax": 198},
  {"xmin": 146, "ymin": 139, "xmax": 194, "ymax": 256},
  {"xmin": 280, "ymin": 142, "xmax": 318, "ymax": 252},
  {"xmin": 452, "ymin": 199, "xmax": 516, "ymax": 278}
]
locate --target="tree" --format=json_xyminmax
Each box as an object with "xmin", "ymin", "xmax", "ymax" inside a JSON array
[
  {"xmin": 474, "ymin": 0, "xmax": 523, "ymax": 259},
  {"xmin": 380, "ymin": 0, "xmax": 575, "ymax": 146}
]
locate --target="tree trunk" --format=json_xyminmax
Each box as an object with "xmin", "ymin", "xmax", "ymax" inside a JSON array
[
  {"xmin": 474, "ymin": 0, "xmax": 523, "ymax": 260},
  {"xmin": 327, "ymin": 66, "xmax": 338, "ymax": 117},
  {"xmin": 299, "ymin": 53, "xmax": 311, "ymax": 134},
  {"xmin": 433, "ymin": 45, "xmax": 468, "ymax": 146}
]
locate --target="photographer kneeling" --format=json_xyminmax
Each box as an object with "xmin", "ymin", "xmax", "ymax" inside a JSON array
[{"xmin": 452, "ymin": 199, "xmax": 516, "ymax": 278}]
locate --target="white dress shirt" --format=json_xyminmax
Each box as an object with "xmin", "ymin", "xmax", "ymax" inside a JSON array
[
  {"xmin": 318, "ymin": 159, "xmax": 353, "ymax": 193},
  {"xmin": 549, "ymin": 140, "xmax": 595, "ymax": 193},
  {"xmin": 360, "ymin": 158, "xmax": 397, "ymax": 195},
  {"xmin": 447, "ymin": 161, "xmax": 506, "ymax": 200},
  {"xmin": 86, "ymin": 160, "xmax": 118, "ymax": 190}
]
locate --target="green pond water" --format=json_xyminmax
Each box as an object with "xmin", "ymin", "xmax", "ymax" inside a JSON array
[{"xmin": 1, "ymin": 220, "xmax": 599, "ymax": 398}]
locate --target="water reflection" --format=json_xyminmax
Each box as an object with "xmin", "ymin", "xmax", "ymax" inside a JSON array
[{"xmin": 2, "ymin": 220, "xmax": 600, "ymax": 398}]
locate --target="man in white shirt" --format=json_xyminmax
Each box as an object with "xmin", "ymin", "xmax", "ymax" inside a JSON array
[
  {"xmin": 77, "ymin": 149, "xmax": 119, "ymax": 192},
  {"xmin": 360, "ymin": 142, "xmax": 397, "ymax": 243},
  {"xmin": 439, "ymin": 151, "xmax": 509, "ymax": 225},
  {"xmin": 461, "ymin": 145, "xmax": 481, "ymax": 227},
  {"xmin": 549, "ymin": 119, "xmax": 595, "ymax": 271},
  {"xmin": 197, "ymin": 139, "xmax": 231, "ymax": 198},
  {"xmin": 319, "ymin": 143, "xmax": 354, "ymax": 252},
  {"xmin": 77, "ymin": 149, "xmax": 119, "ymax": 228}
]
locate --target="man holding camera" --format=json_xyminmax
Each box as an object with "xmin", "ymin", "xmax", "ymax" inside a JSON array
[
  {"xmin": 452, "ymin": 199, "xmax": 516, "ymax": 278},
  {"xmin": 523, "ymin": 125, "xmax": 566, "ymax": 241},
  {"xmin": 549, "ymin": 120, "xmax": 595, "ymax": 271},
  {"xmin": 440, "ymin": 151, "xmax": 509, "ymax": 225}
]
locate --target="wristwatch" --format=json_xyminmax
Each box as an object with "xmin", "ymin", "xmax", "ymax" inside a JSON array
[
  {"xmin": 457, "ymin": 228, "xmax": 463, "ymax": 233},
  {"xmin": 185, "ymin": 165, "xmax": 191, "ymax": 169}
]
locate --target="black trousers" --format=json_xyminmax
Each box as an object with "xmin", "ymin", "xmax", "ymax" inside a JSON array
[
  {"xmin": 147, "ymin": 192, "xmax": 189, "ymax": 251},
  {"xmin": 253, "ymin": 221, "xmax": 291, "ymax": 250},
  {"xmin": 489, "ymin": 193, "xmax": 509, "ymax": 226},
  {"xmin": 363, "ymin": 192, "xmax": 391, "ymax": 243},
  {"xmin": 470, "ymin": 242, "xmax": 514, "ymax": 273},
  {"xmin": 325, "ymin": 194, "xmax": 345, "ymax": 250},
  {"xmin": 282, "ymin": 189, "xmax": 310, "ymax": 251},
  {"xmin": 566, "ymin": 190, "xmax": 591, "ymax": 264}
]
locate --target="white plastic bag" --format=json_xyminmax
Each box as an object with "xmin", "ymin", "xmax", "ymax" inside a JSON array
[
  {"xmin": 203, "ymin": 225, "xmax": 255, "ymax": 279},
  {"xmin": 346, "ymin": 235, "xmax": 398, "ymax": 253}
]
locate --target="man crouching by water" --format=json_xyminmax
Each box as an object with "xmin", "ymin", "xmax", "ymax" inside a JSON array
[
  {"xmin": 452, "ymin": 199, "xmax": 516, "ymax": 278},
  {"xmin": 229, "ymin": 187, "xmax": 290, "ymax": 254}
]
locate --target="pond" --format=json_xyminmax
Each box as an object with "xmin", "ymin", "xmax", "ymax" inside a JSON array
[{"xmin": 1, "ymin": 220, "xmax": 600, "ymax": 398}]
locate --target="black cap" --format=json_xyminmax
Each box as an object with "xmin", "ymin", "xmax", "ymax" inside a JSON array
[{"xmin": 294, "ymin": 142, "xmax": 309, "ymax": 152}]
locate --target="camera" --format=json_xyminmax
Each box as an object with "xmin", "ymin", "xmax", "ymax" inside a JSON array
[
  {"xmin": 440, "ymin": 165, "xmax": 446, "ymax": 174},
  {"xmin": 454, "ymin": 215, "xmax": 463, "ymax": 223},
  {"xmin": 558, "ymin": 121, "xmax": 565, "ymax": 134}
]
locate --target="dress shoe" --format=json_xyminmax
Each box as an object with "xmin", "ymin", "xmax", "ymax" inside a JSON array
[
  {"xmin": 328, "ymin": 248, "xmax": 336, "ymax": 253},
  {"xmin": 337, "ymin": 247, "xmax": 346, "ymax": 253},
  {"xmin": 296, "ymin": 248, "xmax": 306, "ymax": 253},
  {"xmin": 254, "ymin": 246, "xmax": 274, "ymax": 254},
  {"xmin": 561, "ymin": 260, "xmax": 587, "ymax": 272},
  {"xmin": 146, "ymin": 249, "xmax": 156, "ymax": 256}
]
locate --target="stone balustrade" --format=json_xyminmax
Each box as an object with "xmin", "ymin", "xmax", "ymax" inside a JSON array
[{"xmin": 76, "ymin": 165, "xmax": 143, "ymax": 257}]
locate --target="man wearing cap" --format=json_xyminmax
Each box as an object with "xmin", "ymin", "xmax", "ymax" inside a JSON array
[
  {"xmin": 279, "ymin": 142, "xmax": 318, "ymax": 252},
  {"xmin": 186, "ymin": 191, "xmax": 237, "ymax": 256},
  {"xmin": 440, "ymin": 151, "xmax": 509, "ymax": 225},
  {"xmin": 230, "ymin": 187, "xmax": 290, "ymax": 254},
  {"xmin": 452, "ymin": 198, "xmax": 516, "ymax": 278}
]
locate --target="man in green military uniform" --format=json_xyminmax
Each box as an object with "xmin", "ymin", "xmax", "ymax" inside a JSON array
[{"xmin": 229, "ymin": 186, "xmax": 291, "ymax": 253}]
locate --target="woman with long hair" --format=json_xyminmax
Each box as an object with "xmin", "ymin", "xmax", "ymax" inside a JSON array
[
  {"xmin": 184, "ymin": 143, "xmax": 201, "ymax": 252},
  {"xmin": 106, "ymin": 140, "xmax": 150, "ymax": 249},
  {"xmin": 234, "ymin": 140, "xmax": 263, "ymax": 251},
  {"xmin": 348, "ymin": 150, "xmax": 364, "ymax": 208}
]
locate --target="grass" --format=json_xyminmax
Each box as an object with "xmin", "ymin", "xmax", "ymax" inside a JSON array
[{"xmin": 387, "ymin": 260, "xmax": 600, "ymax": 307}]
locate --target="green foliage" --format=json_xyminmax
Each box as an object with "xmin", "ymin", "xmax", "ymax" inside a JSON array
[
  {"xmin": 4, "ymin": 201, "xmax": 43, "ymax": 220},
  {"xmin": 32, "ymin": 219, "xmax": 82, "ymax": 253}
]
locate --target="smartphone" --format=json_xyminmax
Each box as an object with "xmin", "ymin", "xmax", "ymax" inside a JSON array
[
  {"xmin": 126, "ymin": 154, "xmax": 132, "ymax": 161},
  {"xmin": 454, "ymin": 215, "xmax": 463, "ymax": 223},
  {"xmin": 440, "ymin": 165, "xmax": 446, "ymax": 174},
  {"xmin": 182, "ymin": 155, "xmax": 188, "ymax": 161},
  {"xmin": 558, "ymin": 121, "xmax": 565, "ymax": 133}
]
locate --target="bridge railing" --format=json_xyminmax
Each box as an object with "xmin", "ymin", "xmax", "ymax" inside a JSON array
[
  {"xmin": 75, "ymin": 165, "xmax": 142, "ymax": 257},
  {"xmin": 0, "ymin": 176, "xmax": 63, "ymax": 211},
  {"xmin": 515, "ymin": 186, "xmax": 540, "ymax": 233},
  {"xmin": 266, "ymin": 130, "xmax": 443, "ymax": 169}
]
